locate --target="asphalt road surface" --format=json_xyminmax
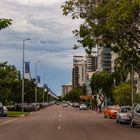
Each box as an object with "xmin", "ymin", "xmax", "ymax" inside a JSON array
[{"xmin": 0, "ymin": 105, "xmax": 140, "ymax": 140}]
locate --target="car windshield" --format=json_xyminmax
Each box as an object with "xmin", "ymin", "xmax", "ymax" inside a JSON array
[
  {"xmin": 109, "ymin": 106, "xmax": 119, "ymax": 110},
  {"xmin": 81, "ymin": 104, "xmax": 86, "ymax": 106},
  {"xmin": 121, "ymin": 107, "xmax": 131, "ymax": 113}
]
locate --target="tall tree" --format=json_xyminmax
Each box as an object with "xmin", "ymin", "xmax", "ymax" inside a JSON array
[
  {"xmin": 0, "ymin": 62, "xmax": 19, "ymax": 104},
  {"xmin": 90, "ymin": 71, "xmax": 114, "ymax": 106},
  {"xmin": 63, "ymin": 86, "xmax": 86, "ymax": 102},
  {"xmin": 62, "ymin": 0, "xmax": 140, "ymax": 66},
  {"xmin": 113, "ymin": 82, "xmax": 132, "ymax": 106}
]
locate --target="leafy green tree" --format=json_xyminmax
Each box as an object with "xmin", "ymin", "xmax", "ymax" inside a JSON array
[
  {"xmin": 113, "ymin": 82, "xmax": 131, "ymax": 106},
  {"xmin": 62, "ymin": 0, "xmax": 140, "ymax": 69},
  {"xmin": 62, "ymin": 0, "xmax": 140, "ymax": 106},
  {"xmin": 63, "ymin": 86, "xmax": 86, "ymax": 102},
  {"xmin": 0, "ymin": 18, "xmax": 12, "ymax": 30},
  {"xmin": 0, "ymin": 62, "xmax": 19, "ymax": 104},
  {"xmin": 90, "ymin": 71, "xmax": 114, "ymax": 106},
  {"xmin": 24, "ymin": 79, "xmax": 36, "ymax": 103},
  {"xmin": 112, "ymin": 51, "xmax": 130, "ymax": 85},
  {"xmin": 113, "ymin": 82, "xmax": 140, "ymax": 106}
]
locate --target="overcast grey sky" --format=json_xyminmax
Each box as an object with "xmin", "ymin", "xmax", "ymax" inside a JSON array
[{"xmin": 0, "ymin": 0, "xmax": 85, "ymax": 95}]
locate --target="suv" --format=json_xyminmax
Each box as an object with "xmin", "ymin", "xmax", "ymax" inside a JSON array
[{"xmin": 131, "ymin": 104, "xmax": 140, "ymax": 127}]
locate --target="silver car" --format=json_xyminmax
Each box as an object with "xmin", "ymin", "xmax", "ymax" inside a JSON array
[
  {"xmin": 3, "ymin": 106, "xmax": 8, "ymax": 117},
  {"xmin": 79, "ymin": 104, "xmax": 87, "ymax": 110},
  {"xmin": 131, "ymin": 104, "xmax": 140, "ymax": 127},
  {"xmin": 116, "ymin": 106, "xmax": 131, "ymax": 124}
]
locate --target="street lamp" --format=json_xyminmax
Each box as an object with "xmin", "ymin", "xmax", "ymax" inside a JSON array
[
  {"xmin": 43, "ymin": 86, "xmax": 47, "ymax": 104},
  {"xmin": 42, "ymin": 74, "xmax": 47, "ymax": 104},
  {"xmin": 35, "ymin": 60, "xmax": 40, "ymax": 103},
  {"xmin": 22, "ymin": 38, "xmax": 31, "ymax": 112}
]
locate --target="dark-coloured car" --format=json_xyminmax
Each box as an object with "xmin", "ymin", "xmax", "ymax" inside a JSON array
[{"xmin": 131, "ymin": 104, "xmax": 140, "ymax": 127}]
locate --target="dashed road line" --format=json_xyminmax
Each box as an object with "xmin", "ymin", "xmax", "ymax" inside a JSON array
[{"xmin": 58, "ymin": 125, "xmax": 61, "ymax": 130}]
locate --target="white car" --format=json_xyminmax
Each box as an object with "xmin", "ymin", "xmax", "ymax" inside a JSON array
[
  {"xmin": 79, "ymin": 104, "xmax": 87, "ymax": 110},
  {"xmin": 62, "ymin": 103, "xmax": 68, "ymax": 107},
  {"xmin": 131, "ymin": 104, "xmax": 140, "ymax": 127},
  {"xmin": 116, "ymin": 106, "xmax": 131, "ymax": 124}
]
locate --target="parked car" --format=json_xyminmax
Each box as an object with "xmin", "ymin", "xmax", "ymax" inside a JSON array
[
  {"xmin": 0, "ymin": 102, "xmax": 4, "ymax": 117},
  {"xmin": 31, "ymin": 103, "xmax": 40, "ymax": 111},
  {"xmin": 62, "ymin": 103, "xmax": 68, "ymax": 107},
  {"xmin": 79, "ymin": 104, "xmax": 87, "ymax": 110},
  {"xmin": 127, "ymin": 103, "xmax": 137, "ymax": 122},
  {"xmin": 0, "ymin": 103, "xmax": 8, "ymax": 117},
  {"xmin": 131, "ymin": 103, "xmax": 140, "ymax": 127},
  {"xmin": 73, "ymin": 103, "xmax": 80, "ymax": 108},
  {"xmin": 2, "ymin": 106, "xmax": 8, "ymax": 117},
  {"xmin": 103, "ymin": 106, "xmax": 119, "ymax": 119},
  {"xmin": 116, "ymin": 106, "xmax": 131, "ymax": 124}
]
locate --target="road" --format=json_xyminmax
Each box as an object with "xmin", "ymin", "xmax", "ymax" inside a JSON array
[{"xmin": 0, "ymin": 105, "xmax": 140, "ymax": 140}]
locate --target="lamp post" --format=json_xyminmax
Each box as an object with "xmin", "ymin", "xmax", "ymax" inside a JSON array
[
  {"xmin": 43, "ymin": 87, "xmax": 47, "ymax": 104},
  {"xmin": 47, "ymin": 88, "xmax": 50, "ymax": 103},
  {"xmin": 22, "ymin": 38, "xmax": 31, "ymax": 112},
  {"xmin": 131, "ymin": 63, "xmax": 134, "ymax": 105},
  {"xmin": 42, "ymin": 74, "xmax": 47, "ymax": 104},
  {"xmin": 35, "ymin": 60, "xmax": 40, "ymax": 103}
]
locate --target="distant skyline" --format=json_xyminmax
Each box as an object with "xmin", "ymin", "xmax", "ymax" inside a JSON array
[{"xmin": 0, "ymin": 0, "xmax": 85, "ymax": 95}]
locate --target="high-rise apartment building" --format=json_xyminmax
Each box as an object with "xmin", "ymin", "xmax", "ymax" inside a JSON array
[
  {"xmin": 62, "ymin": 83, "xmax": 73, "ymax": 97},
  {"xmin": 97, "ymin": 47, "xmax": 111, "ymax": 72},
  {"xmin": 72, "ymin": 56, "xmax": 87, "ymax": 87},
  {"xmin": 86, "ymin": 55, "xmax": 98, "ymax": 72}
]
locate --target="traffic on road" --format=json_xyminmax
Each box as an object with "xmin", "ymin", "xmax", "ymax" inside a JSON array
[{"xmin": 0, "ymin": 102, "xmax": 140, "ymax": 140}]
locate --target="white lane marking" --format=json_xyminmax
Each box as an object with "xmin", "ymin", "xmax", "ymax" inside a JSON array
[
  {"xmin": 59, "ymin": 110, "xmax": 62, "ymax": 114},
  {"xmin": 59, "ymin": 114, "xmax": 61, "ymax": 118},
  {"xmin": 0, "ymin": 118, "xmax": 18, "ymax": 126},
  {"xmin": 58, "ymin": 125, "xmax": 61, "ymax": 130},
  {"xmin": 59, "ymin": 119, "xmax": 62, "ymax": 122}
]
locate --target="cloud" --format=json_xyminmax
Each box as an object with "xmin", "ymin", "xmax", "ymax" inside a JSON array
[
  {"xmin": 5, "ymin": 0, "xmax": 64, "ymax": 6},
  {"xmin": 0, "ymin": 0, "xmax": 85, "ymax": 95}
]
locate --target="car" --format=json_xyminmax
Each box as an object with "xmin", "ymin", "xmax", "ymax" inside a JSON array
[
  {"xmin": 2, "ymin": 106, "xmax": 8, "ymax": 117},
  {"xmin": 0, "ymin": 103, "xmax": 8, "ymax": 117},
  {"xmin": 103, "ymin": 106, "xmax": 119, "ymax": 119},
  {"xmin": 131, "ymin": 103, "xmax": 140, "ymax": 127},
  {"xmin": 31, "ymin": 103, "xmax": 40, "ymax": 111},
  {"xmin": 73, "ymin": 103, "xmax": 80, "ymax": 108},
  {"xmin": 62, "ymin": 103, "xmax": 68, "ymax": 107},
  {"xmin": 116, "ymin": 106, "xmax": 131, "ymax": 124},
  {"xmin": 127, "ymin": 103, "xmax": 137, "ymax": 122},
  {"xmin": 79, "ymin": 104, "xmax": 87, "ymax": 110},
  {"xmin": 0, "ymin": 102, "xmax": 4, "ymax": 117}
]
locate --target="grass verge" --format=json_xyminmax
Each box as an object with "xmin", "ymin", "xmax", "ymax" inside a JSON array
[{"xmin": 8, "ymin": 111, "xmax": 30, "ymax": 117}]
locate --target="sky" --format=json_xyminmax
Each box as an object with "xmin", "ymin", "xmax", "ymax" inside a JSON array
[{"xmin": 0, "ymin": 0, "xmax": 85, "ymax": 96}]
